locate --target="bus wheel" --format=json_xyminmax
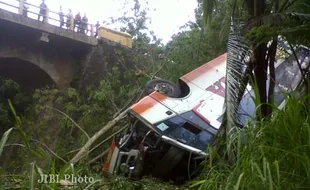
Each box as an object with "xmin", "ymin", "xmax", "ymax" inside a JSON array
[{"xmin": 145, "ymin": 79, "xmax": 181, "ymax": 98}]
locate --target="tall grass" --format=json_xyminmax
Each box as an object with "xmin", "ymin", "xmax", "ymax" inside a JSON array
[
  {"xmin": 1, "ymin": 101, "xmax": 182, "ymax": 190},
  {"xmin": 193, "ymin": 95, "xmax": 310, "ymax": 189},
  {"xmin": 0, "ymin": 128, "xmax": 13, "ymax": 157}
]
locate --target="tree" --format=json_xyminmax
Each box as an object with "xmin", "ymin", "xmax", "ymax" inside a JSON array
[
  {"xmin": 202, "ymin": 0, "xmax": 310, "ymax": 158},
  {"xmin": 161, "ymin": 0, "xmax": 229, "ymax": 82}
]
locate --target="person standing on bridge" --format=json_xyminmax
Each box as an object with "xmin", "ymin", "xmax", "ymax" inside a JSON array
[
  {"xmin": 58, "ymin": 6, "xmax": 64, "ymax": 28},
  {"xmin": 82, "ymin": 14, "xmax": 88, "ymax": 34},
  {"xmin": 66, "ymin": 9, "xmax": 73, "ymax": 30},
  {"xmin": 74, "ymin": 12, "xmax": 82, "ymax": 32},
  {"xmin": 37, "ymin": 0, "xmax": 47, "ymax": 22},
  {"xmin": 94, "ymin": 21, "xmax": 100, "ymax": 37}
]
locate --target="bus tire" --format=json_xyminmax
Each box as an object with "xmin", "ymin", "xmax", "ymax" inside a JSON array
[{"xmin": 145, "ymin": 79, "xmax": 181, "ymax": 98}]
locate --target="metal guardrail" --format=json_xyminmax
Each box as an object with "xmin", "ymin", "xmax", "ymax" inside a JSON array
[{"xmin": 0, "ymin": 0, "xmax": 96, "ymax": 37}]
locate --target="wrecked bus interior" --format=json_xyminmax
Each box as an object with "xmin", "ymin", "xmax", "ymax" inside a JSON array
[{"xmin": 102, "ymin": 46, "xmax": 310, "ymax": 181}]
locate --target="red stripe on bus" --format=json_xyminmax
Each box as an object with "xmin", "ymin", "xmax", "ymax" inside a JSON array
[
  {"xmin": 192, "ymin": 100, "xmax": 211, "ymax": 124},
  {"xmin": 131, "ymin": 91, "xmax": 167, "ymax": 115}
]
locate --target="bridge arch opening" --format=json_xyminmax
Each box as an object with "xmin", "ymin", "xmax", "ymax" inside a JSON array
[{"xmin": 0, "ymin": 58, "xmax": 56, "ymax": 92}]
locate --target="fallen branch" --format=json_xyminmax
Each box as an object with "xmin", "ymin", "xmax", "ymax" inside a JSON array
[
  {"xmin": 70, "ymin": 108, "xmax": 130, "ymax": 164},
  {"xmin": 89, "ymin": 124, "xmax": 128, "ymax": 154},
  {"xmin": 66, "ymin": 148, "xmax": 81, "ymax": 155},
  {"xmin": 73, "ymin": 124, "xmax": 129, "ymax": 162},
  {"xmin": 135, "ymin": 69, "xmax": 154, "ymax": 79},
  {"xmin": 87, "ymin": 149, "xmax": 110, "ymax": 165},
  {"xmin": 151, "ymin": 64, "xmax": 165, "ymax": 80},
  {"xmin": 108, "ymin": 97, "xmax": 121, "ymax": 112}
]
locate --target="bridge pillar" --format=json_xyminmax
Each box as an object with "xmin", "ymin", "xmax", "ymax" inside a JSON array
[{"xmin": 18, "ymin": 0, "xmax": 24, "ymax": 15}]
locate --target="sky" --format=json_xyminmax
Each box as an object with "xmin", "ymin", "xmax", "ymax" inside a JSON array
[{"xmin": 1, "ymin": 0, "xmax": 197, "ymax": 43}]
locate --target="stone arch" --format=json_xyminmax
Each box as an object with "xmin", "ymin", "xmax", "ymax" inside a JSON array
[
  {"xmin": 0, "ymin": 45, "xmax": 73, "ymax": 90},
  {"xmin": 0, "ymin": 58, "xmax": 56, "ymax": 91}
]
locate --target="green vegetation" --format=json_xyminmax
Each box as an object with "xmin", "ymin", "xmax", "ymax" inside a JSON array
[
  {"xmin": 1, "ymin": 0, "xmax": 310, "ymax": 189},
  {"xmin": 192, "ymin": 0, "xmax": 310, "ymax": 189},
  {"xmin": 0, "ymin": 77, "xmax": 32, "ymax": 134},
  {"xmin": 193, "ymin": 94, "xmax": 310, "ymax": 189}
]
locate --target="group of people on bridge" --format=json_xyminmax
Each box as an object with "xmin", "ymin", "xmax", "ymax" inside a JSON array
[
  {"xmin": 21, "ymin": 0, "xmax": 100, "ymax": 37},
  {"xmin": 58, "ymin": 7, "xmax": 90, "ymax": 34}
]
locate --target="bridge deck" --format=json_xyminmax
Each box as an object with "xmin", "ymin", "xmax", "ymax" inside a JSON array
[{"xmin": 0, "ymin": 8, "xmax": 97, "ymax": 46}]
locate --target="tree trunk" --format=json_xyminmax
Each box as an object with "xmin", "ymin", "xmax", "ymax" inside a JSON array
[
  {"xmin": 245, "ymin": 0, "xmax": 266, "ymax": 17},
  {"xmin": 266, "ymin": 39, "xmax": 278, "ymax": 116},
  {"xmin": 253, "ymin": 43, "xmax": 268, "ymax": 118}
]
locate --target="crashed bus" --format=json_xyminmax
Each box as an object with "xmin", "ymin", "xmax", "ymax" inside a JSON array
[{"xmin": 102, "ymin": 47, "xmax": 310, "ymax": 180}]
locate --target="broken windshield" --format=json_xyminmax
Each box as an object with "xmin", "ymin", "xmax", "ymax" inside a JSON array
[{"xmin": 155, "ymin": 111, "xmax": 216, "ymax": 151}]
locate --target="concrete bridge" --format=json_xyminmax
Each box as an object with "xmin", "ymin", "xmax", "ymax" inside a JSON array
[{"xmin": 0, "ymin": 1, "xmax": 98, "ymax": 91}]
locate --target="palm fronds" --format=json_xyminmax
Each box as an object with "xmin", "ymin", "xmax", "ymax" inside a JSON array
[
  {"xmin": 247, "ymin": 12, "xmax": 310, "ymax": 30},
  {"xmin": 225, "ymin": 21, "xmax": 252, "ymax": 133}
]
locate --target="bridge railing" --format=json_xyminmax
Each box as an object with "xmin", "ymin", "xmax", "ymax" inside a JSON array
[{"xmin": 0, "ymin": 0, "xmax": 96, "ymax": 37}]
